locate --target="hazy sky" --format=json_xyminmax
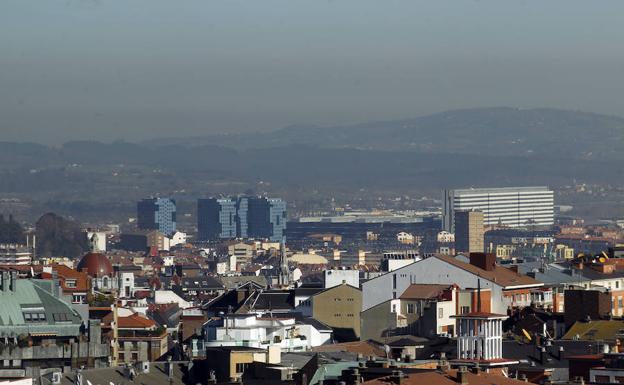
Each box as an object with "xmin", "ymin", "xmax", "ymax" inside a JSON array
[{"xmin": 2, "ymin": 0, "xmax": 624, "ymax": 144}]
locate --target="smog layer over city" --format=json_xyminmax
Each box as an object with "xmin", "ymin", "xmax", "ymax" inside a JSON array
[{"xmin": 1, "ymin": 1, "xmax": 624, "ymax": 385}]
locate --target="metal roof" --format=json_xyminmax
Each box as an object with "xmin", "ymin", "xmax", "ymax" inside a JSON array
[{"xmin": 0, "ymin": 279, "xmax": 82, "ymax": 337}]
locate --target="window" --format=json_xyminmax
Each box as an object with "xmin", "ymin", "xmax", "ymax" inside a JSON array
[
  {"xmin": 392, "ymin": 304, "xmax": 397, "ymax": 313},
  {"xmin": 619, "ymin": 297, "xmax": 623, "ymax": 308},
  {"xmin": 461, "ymin": 306, "xmax": 470, "ymax": 314},
  {"xmin": 23, "ymin": 311, "xmax": 46, "ymax": 322},
  {"xmin": 393, "ymin": 274, "xmax": 397, "ymax": 290},
  {"xmin": 236, "ymin": 363, "xmax": 248, "ymax": 373},
  {"xmin": 407, "ymin": 304, "xmax": 415, "ymax": 314},
  {"xmin": 53, "ymin": 313, "xmax": 71, "ymax": 322},
  {"xmin": 438, "ymin": 308, "xmax": 444, "ymax": 319},
  {"xmin": 65, "ymin": 279, "xmax": 77, "ymax": 288}
]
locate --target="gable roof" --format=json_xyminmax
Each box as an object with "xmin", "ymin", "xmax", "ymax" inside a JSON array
[
  {"xmin": 117, "ymin": 313, "xmax": 157, "ymax": 330},
  {"xmin": 434, "ymin": 255, "xmax": 542, "ymax": 289},
  {"xmin": 563, "ymin": 320, "xmax": 624, "ymax": 341},
  {"xmin": 399, "ymin": 284, "xmax": 453, "ymax": 300}
]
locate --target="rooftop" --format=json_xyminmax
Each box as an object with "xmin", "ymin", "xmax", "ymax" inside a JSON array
[
  {"xmin": 399, "ymin": 284, "xmax": 454, "ymax": 300},
  {"xmin": 434, "ymin": 255, "xmax": 542, "ymax": 289}
]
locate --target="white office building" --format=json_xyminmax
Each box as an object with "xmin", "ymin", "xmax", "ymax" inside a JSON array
[{"xmin": 443, "ymin": 186, "xmax": 554, "ymax": 232}]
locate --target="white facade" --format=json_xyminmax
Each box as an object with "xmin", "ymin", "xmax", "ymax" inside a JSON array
[
  {"xmin": 324, "ymin": 269, "xmax": 359, "ymax": 289},
  {"xmin": 437, "ymin": 231, "xmax": 455, "ymax": 243},
  {"xmin": 169, "ymin": 231, "xmax": 187, "ymax": 247},
  {"xmin": 443, "ymin": 186, "xmax": 554, "ymax": 231},
  {"xmin": 203, "ymin": 315, "xmax": 331, "ymax": 351},
  {"xmin": 119, "ymin": 272, "xmax": 135, "ymax": 298},
  {"xmin": 363, "ymin": 256, "xmax": 506, "ymax": 314},
  {"xmin": 0, "ymin": 244, "xmax": 32, "ymax": 266},
  {"xmin": 456, "ymin": 314, "xmax": 505, "ymax": 361},
  {"xmin": 396, "ymin": 232, "xmax": 414, "ymax": 244},
  {"xmin": 154, "ymin": 290, "xmax": 193, "ymax": 309}
]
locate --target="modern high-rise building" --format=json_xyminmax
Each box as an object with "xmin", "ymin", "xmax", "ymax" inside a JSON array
[
  {"xmin": 197, "ymin": 198, "xmax": 238, "ymax": 241},
  {"xmin": 454, "ymin": 210, "xmax": 484, "ymax": 254},
  {"xmin": 137, "ymin": 198, "xmax": 176, "ymax": 236},
  {"xmin": 443, "ymin": 186, "xmax": 554, "ymax": 232},
  {"xmin": 197, "ymin": 196, "xmax": 286, "ymax": 242},
  {"xmin": 248, "ymin": 197, "xmax": 287, "ymax": 242}
]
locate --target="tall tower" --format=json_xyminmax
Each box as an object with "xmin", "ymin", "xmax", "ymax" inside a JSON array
[{"xmin": 454, "ymin": 210, "xmax": 484, "ymax": 254}]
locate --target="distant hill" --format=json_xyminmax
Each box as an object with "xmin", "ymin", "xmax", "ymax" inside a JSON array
[
  {"xmin": 2, "ymin": 107, "xmax": 624, "ymax": 222},
  {"xmin": 142, "ymin": 107, "xmax": 624, "ymax": 160}
]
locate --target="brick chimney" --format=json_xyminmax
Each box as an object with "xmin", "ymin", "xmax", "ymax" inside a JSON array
[
  {"xmin": 469, "ymin": 253, "xmax": 496, "ymax": 271},
  {"xmin": 389, "ymin": 370, "xmax": 405, "ymax": 385},
  {"xmin": 456, "ymin": 366, "xmax": 469, "ymax": 384}
]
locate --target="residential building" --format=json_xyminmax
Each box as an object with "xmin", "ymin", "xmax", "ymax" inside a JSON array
[
  {"xmin": 108, "ymin": 312, "xmax": 168, "ymax": 363},
  {"xmin": 380, "ymin": 251, "xmax": 420, "ymax": 272},
  {"xmin": 311, "ymin": 283, "xmax": 362, "ymax": 340},
  {"xmin": 454, "ymin": 210, "xmax": 484, "ymax": 254},
  {"xmin": 228, "ymin": 241, "xmax": 256, "ymax": 265},
  {"xmin": 362, "ymin": 253, "xmax": 542, "ymax": 315},
  {"xmin": 204, "ymin": 346, "xmax": 268, "ymax": 383},
  {"xmin": 203, "ymin": 314, "xmax": 332, "ymax": 351},
  {"xmin": 322, "ymin": 269, "xmax": 359, "ymax": 289},
  {"xmin": 137, "ymin": 197, "xmax": 176, "ymax": 236},
  {"xmin": 0, "ymin": 272, "xmax": 109, "ymax": 379},
  {"xmin": 41, "ymin": 264, "xmax": 90, "ymax": 304},
  {"xmin": 443, "ymin": 186, "xmax": 554, "ymax": 232},
  {"xmin": 398, "ymin": 284, "xmax": 457, "ymax": 337},
  {"xmin": 361, "ymin": 284, "xmax": 489, "ymax": 341},
  {"xmin": 0, "ymin": 244, "xmax": 33, "ymax": 266}
]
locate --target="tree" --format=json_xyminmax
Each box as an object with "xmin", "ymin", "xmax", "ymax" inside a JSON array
[{"xmin": 35, "ymin": 213, "xmax": 88, "ymax": 258}]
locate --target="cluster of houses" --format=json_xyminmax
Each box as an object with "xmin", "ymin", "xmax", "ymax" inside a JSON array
[{"xmin": 4, "ymin": 235, "xmax": 624, "ymax": 384}]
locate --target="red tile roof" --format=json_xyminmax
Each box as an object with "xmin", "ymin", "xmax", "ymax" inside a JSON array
[
  {"xmin": 117, "ymin": 313, "xmax": 157, "ymax": 330},
  {"xmin": 434, "ymin": 255, "xmax": 542, "ymax": 288},
  {"xmin": 399, "ymin": 284, "xmax": 454, "ymax": 300},
  {"xmin": 363, "ymin": 369, "xmax": 536, "ymax": 385}
]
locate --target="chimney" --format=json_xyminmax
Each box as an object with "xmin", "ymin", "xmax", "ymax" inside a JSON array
[
  {"xmin": 389, "ymin": 370, "xmax": 405, "ymax": 385},
  {"xmin": 456, "ymin": 366, "xmax": 469, "ymax": 384},
  {"xmin": 469, "ymin": 253, "xmax": 496, "ymax": 271},
  {"xmin": 1, "ymin": 271, "xmax": 8, "ymax": 293}
]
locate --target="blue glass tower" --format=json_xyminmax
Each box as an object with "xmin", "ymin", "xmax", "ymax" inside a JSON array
[
  {"xmin": 137, "ymin": 198, "xmax": 176, "ymax": 236},
  {"xmin": 247, "ymin": 197, "xmax": 286, "ymax": 242},
  {"xmin": 197, "ymin": 196, "xmax": 285, "ymax": 241}
]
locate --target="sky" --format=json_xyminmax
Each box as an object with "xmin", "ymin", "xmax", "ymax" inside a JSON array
[{"xmin": 2, "ymin": 0, "xmax": 624, "ymax": 145}]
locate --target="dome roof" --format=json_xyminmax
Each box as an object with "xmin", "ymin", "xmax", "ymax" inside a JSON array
[{"xmin": 76, "ymin": 252, "xmax": 113, "ymax": 277}]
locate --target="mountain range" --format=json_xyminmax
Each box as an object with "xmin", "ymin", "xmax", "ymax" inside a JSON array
[{"xmin": 1, "ymin": 107, "xmax": 624, "ymax": 221}]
